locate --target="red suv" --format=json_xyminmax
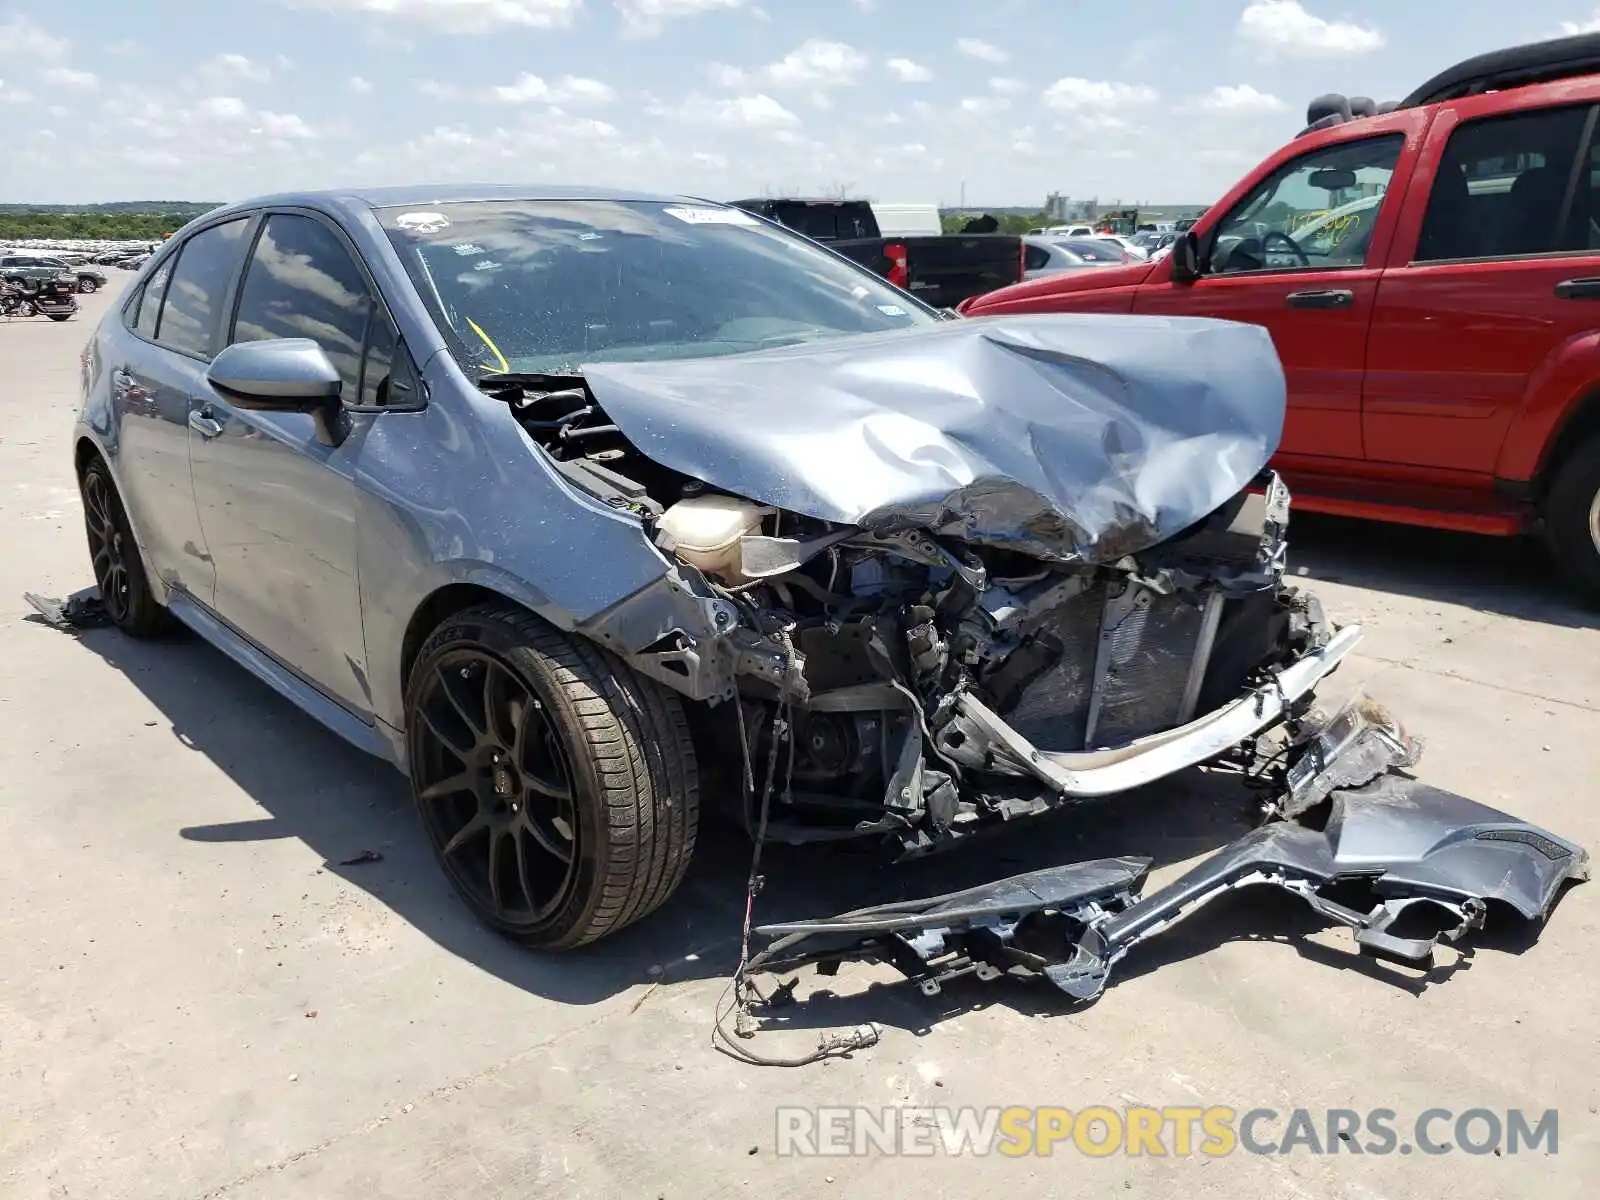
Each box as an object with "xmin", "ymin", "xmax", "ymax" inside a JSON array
[{"xmin": 963, "ymin": 34, "xmax": 1600, "ymax": 603}]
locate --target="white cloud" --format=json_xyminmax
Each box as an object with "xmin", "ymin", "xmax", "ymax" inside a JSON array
[
  {"xmin": 197, "ymin": 53, "xmax": 272, "ymax": 87},
  {"xmin": 764, "ymin": 39, "xmax": 868, "ymax": 88},
  {"xmin": 42, "ymin": 67, "xmax": 98, "ymax": 90},
  {"xmin": 0, "ymin": 77, "xmax": 33, "ymax": 104},
  {"xmin": 0, "ymin": 15, "xmax": 67, "ymax": 60},
  {"xmin": 709, "ymin": 38, "xmax": 868, "ymax": 106},
  {"xmin": 257, "ymin": 110, "xmax": 319, "ymax": 139},
  {"xmin": 1561, "ymin": 10, "xmax": 1600, "ymax": 33},
  {"xmin": 886, "ymin": 57, "xmax": 931, "ymax": 83},
  {"xmin": 289, "ymin": 0, "xmax": 580, "ymax": 34},
  {"xmin": 615, "ymin": 0, "xmax": 745, "ymax": 37},
  {"xmin": 1189, "ymin": 83, "xmax": 1286, "ymax": 114},
  {"xmin": 990, "ymin": 76, "xmax": 1025, "ymax": 93},
  {"xmin": 197, "ymin": 95, "xmax": 250, "ymax": 121},
  {"xmin": 348, "ymin": 75, "xmax": 374, "ymax": 93},
  {"xmin": 955, "ymin": 37, "xmax": 1007, "ymax": 64},
  {"xmin": 959, "ymin": 95, "xmax": 1010, "ymax": 115},
  {"xmin": 1238, "ymin": 0, "xmax": 1383, "ymax": 58},
  {"xmin": 649, "ymin": 91, "xmax": 799, "ymax": 129},
  {"xmin": 1041, "ymin": 77, "xmax": 1159, "ymax": 110},
  {"xmin": 419, "ymin": 72, "xmax": 617, "ymax": 105}
]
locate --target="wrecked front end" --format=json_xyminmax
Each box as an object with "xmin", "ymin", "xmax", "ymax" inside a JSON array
[{"xmin": 493, "ymin": 316, "xmax": 1373, "ymax": 855}]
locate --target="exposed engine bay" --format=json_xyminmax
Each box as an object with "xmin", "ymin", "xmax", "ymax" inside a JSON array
[
  {"xmin": 475, "ymin": 314, "xmax": 1585, "ymax": 1035},
  {"xmin": 479, "ymin": 317, "xmax": 1367, "ymax": 857}
]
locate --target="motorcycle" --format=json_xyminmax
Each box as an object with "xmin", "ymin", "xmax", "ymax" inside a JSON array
[{"xmin": 1, "ymin": 273, "xmax": 78, "ymax": 321}]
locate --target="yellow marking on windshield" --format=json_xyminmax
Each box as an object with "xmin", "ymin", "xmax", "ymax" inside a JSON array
[{"xmin": 465, "ymin": 317, "xmax": 510, "ymax": 374}]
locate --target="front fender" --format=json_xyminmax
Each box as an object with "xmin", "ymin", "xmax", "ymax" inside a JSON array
[
  {"xmin": 354, "ymin": 359, "xmax": 675, "ymax": 732},
  {"xmin": 1494, "ymin": 329, "xmax": 1600, "ymax": 481}
]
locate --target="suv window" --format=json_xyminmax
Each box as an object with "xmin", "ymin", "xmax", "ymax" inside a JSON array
[
  {"xmin": 156, "ymin": 219, "xmax": 250, "ymax": 357},
  {"xmin": 1416, "ymin": 104, "xmax": 1594, "ymax": 262},
  {"xmin": 1209, "ymin": 134, "xmax": 1403, "ymax": 274},
  {"xmin": 231, "ymin": 213, "xmax": 373, "ymax": 397},
  {"xmin": 771, "ymin": 202, "xmax": 876, "ymax": 240}
]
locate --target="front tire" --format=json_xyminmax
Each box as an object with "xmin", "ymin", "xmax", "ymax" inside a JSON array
[
  {"xmin": 77, "ymin": 279, "xmax": 97, "ymax": 294},
  {"xmin": 405, "ymin": 603, "xmax": 700, "ymax": 949},
  {"xmin": 80, "ymin": 456, "xmax": 168, "ymax": 636},
  {"xmin": 1544, "ymin": 436, "xmax": 1600, "ymax": 605}
]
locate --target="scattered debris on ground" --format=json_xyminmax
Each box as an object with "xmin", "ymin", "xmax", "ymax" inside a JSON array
[{"xmin": 24, "ymin": 588, "xmax": 109, "ymax": 631}]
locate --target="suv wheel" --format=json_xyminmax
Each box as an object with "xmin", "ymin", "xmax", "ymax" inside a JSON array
[
  {"xmin": 80, "ymin": 456, "xmax": 169, "ymax": 636},
  {"xmin": 405, "ymin": 603, "xmax": 699, "ymax": 949},
  {"xmin": 1544, "ymin": 435, "xmax": 1600, "ymax": 605}
]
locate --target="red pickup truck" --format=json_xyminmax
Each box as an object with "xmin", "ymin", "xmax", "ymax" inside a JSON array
[{"xmin": 963, "ymin": 33, "xmax": 1600, "ymax": 603}]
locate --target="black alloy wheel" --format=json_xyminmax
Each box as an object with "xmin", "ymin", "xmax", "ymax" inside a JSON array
[
  {"xmin": 80, "ymin": 457, "xmax": 166, "ymax": 636},
  {"xmin": 411, "ymin": 647, "xmax": 582, "ymax": 926},
  {"xmin": 405, "ymin": 603, "xmax": 699, "ymax": 949}
]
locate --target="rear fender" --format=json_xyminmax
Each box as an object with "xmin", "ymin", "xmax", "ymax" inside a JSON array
[{"xmin": 1494, "ymin": 330, "xmax": 1600, "ymax": 485}]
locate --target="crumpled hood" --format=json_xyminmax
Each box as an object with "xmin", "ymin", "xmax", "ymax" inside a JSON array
[{"xmin": 581, "ymin": 313, "xmax": 1286, "ymax": 563}]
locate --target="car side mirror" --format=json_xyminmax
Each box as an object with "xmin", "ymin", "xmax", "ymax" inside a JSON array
[
  {"xmin": 1169, "ymin": 231, "xmax": 1203, "ymax": 283},
  {"xmin": 206, "ymin": 338, "xmax": 342, "ymax": 412}
]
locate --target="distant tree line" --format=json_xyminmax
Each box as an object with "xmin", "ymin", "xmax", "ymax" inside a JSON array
[{"xmin": 0, "ymin": 204, "xmax": 220, "ymax": 241}]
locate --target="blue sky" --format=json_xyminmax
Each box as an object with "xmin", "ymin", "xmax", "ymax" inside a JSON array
[{"xmin": 4, "ymin": 1, "xmax": 1600, "ymax": 206}]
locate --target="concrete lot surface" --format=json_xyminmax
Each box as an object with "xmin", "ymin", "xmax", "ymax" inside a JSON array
[{"xmin": 2, "ymin": 280, "xmax": 1597, "ymax": 1198}]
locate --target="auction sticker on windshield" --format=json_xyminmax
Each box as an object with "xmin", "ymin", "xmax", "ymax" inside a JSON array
[{"xmin": 662, "ymin": 205, "xmax": 759, "ymax": 226}]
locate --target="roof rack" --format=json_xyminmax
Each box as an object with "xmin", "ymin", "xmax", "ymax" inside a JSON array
[
  {"xmin": 1294, "ymin": 32, "xmax": 1600, "ymax": 138},
  {"xmin": 1399, "ymin": 31, "xmax": 1600, "ymax": 109}
]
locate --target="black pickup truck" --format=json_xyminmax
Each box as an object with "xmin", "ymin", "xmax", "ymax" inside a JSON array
[{"xmin": 728, "ymin": 198, "xmax": 1023, "ymax": 309}]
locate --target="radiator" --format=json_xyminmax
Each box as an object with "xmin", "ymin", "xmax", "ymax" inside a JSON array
[{"xmin": 1002, "ymin": 581, "xmax": 1224, "ymax": 753}]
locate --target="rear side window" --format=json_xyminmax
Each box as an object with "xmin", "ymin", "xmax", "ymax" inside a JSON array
[
  {"xmin": 157, "ymin": 219, "xmax": 250, "ymax": 357},
  {"xmin": 1023, "ymin": 244, "xmax": 1051, "ymax": 271},
  {"xmin": 136, "ymin": 258, "xmax": 173, "ymax": 336},
  {"xmin": 1416, "ymin": 104, "xmax": 1594, "ymax": 261},
  {"xmin": 230, "ymin": 213, "xmax": 374, "ymax": 398}
]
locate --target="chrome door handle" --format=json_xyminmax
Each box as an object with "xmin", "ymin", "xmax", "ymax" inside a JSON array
[
  {"xmin": 1285, "ymin": 288, "xmax": 1354, "ymax": 309},
  {"xmin": 188, "ymin": 411, "xmax": 223, "ymax": 439}
]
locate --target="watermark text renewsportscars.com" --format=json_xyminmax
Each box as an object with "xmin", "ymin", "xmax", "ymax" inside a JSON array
[{"xmin": 775, "ymin": 1106, "xmax": 1559, "ymax": 1158}]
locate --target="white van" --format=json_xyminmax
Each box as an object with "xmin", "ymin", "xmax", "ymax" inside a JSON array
[{"xmin": 869, "ymin": 203, "xmax": 944, "ymax": 238}]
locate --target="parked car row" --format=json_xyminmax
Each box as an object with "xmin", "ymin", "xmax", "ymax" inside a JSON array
[{"xmin": 0, "ymin": 252, "xmax": 106, "ymax": 294}]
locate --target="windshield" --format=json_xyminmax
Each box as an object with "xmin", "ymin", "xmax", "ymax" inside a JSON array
[
  {"xmin": 1055, "ymin": 238, "xmax": 1123, "ymax": 262},
  {"xmin": 380, "ymin": 199, "xmax": 937, "ymax": 374}
]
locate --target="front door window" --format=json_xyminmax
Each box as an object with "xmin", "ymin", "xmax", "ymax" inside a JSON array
[{"xmin": 1208, "ymin": 134, "xmax": 1404, "ymax": 274}]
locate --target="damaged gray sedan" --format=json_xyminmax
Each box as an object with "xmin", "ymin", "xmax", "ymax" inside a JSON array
[{"xmin": 74, "ymin": 186, "xmax": 1584, "ymax": 961}]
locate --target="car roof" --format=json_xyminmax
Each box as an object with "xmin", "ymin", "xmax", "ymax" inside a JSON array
[{"xmin": 195, "ymin": 183, "xmax": 705, "ymax": 224}]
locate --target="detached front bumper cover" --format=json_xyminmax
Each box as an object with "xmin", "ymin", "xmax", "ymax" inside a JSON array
[{"xmin": 748, "ymin": 777, "xmax": 1588, "ymax": 1003}]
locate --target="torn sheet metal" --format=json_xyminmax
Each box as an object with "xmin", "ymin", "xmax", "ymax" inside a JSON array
[
  {"xmin": 580, "ymin": 315, "xmax": 1287, "ymax": 564},
  {"xmin": 24, "ymin": 588, "xmax": 111, "ymax": 631},
  {"xmin": 748, "ymin": 778, "xmax": 1588, "ymax": 1005}
]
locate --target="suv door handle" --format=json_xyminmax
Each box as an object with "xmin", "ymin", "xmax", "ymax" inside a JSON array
[
  {"xmin": 188, "ymin": 411, "xmax": 223, "ymax": 439},
  {"xmin": 1285, "ymin": 289, "xmax": 1354, "ymax": 309},
  {"xmin": 1553, "ymin": 277, "xmax": 1600, "ymax": 299}
]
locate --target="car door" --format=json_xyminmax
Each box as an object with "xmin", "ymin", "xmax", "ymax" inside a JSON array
[
  {"xmin": 1133, "ymin": 130, "xmax": 1410, "ymax": 463},
  {"xmin": 187, "ymin": 210, "xmax": 383, "ymax": 717},
  {"xmin": 1364, "ymin": 95, "xmax": 1600, "ymax": 476},
  {"xmin": 108, "ymin": 218, "xmax": 255, "ymax": 602}
]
